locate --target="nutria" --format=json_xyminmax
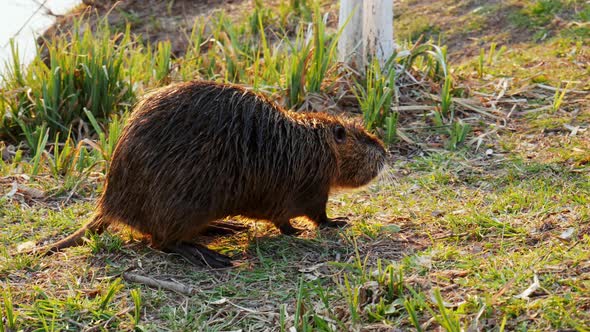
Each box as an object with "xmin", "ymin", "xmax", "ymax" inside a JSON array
[{"xmin": 33, "ymin": 81, "xmax": 386, "ymax": 267}]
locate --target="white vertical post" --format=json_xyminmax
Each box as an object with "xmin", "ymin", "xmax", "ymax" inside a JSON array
[
  {"xmin": 338, "ymin": 0, "xmax": 394, "ymax": 70},
  {"xmin": 362, "ymin": 0, "xmax": 395, "ymax": 68},
  {"xmin": 337, "ymin": 0, "xmax": 363, "ymax": 67}
]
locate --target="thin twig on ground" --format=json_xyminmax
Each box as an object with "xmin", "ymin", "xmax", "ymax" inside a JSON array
[{"xmin": 122, "ymin": 272, "xmax": 195, "ymax": 296}]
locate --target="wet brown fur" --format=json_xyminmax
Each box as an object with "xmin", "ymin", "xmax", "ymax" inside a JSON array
[{"xmin": 37, "ymin": 81, "xmax": 386, "ymax": 255}]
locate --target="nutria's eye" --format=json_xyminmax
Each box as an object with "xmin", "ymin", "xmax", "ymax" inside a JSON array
[{"xmin": 334, "ymin": 125, "xmax": 346, "ymax": 144}]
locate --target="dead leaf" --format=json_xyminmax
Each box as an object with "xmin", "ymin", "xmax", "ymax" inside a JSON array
[
  {"xmin": 17, "ymin": 240, "xmax": 36, "ymax": 252},
  {"xmin": 208, "ymin": 298, "xmax": 228, "ymax": 305},
  {"xmin": 431, "ymin": 210, "xmax": 445, "ymax": 218},
  {"xmin": 5, "ymin": 181, "xmax": 18, "ymax": 198},
  {"xmin": 17, "ymin": 184, "xmax": 45, "ymax": 199},
  {"xmin": 515, "ymin": 274, "xmax": 540, "ymax": 300},
  {"xmin": 298, "ymin": 263, "xmax": 325, "ymax": 273},
  {"xmin": 558, "ymin": 228, "xmax": 576, "ymax": 241},
  {"xmin": 380, "ymin": 224, "xmax": 401, "ymax": 233},
  {"xmin": 437, "ymin": 270, "xmax": 469, "ymax": 279}
]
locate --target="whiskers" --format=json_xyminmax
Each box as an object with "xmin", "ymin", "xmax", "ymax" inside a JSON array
[{"xmin": 371, "ymin": 163, "xmax": 400, "ymax": 192}]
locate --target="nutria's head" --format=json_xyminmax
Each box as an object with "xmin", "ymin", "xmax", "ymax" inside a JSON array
[
  {"xmin": 328, "ymin": 121, "xmax": 386, "ymax": 188},
  {"xmin": 293, "ymin": 112, "xmax": 386, "ymax": 189}
]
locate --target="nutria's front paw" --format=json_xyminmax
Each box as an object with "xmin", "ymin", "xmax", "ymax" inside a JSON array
[{"xmin": 319, "ymin": 216, "xmax": 349, "ymax": 229}]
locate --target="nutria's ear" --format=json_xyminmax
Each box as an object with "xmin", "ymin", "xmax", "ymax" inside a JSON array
[{"xmin": 334, "ymin": 125, "xmax": 347, "ymax": 144}]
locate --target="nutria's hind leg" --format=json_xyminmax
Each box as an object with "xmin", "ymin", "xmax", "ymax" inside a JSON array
[
  {"xmin": 270, "ymin": 216, "xmax": 305, "ymax": 236},
  {"xmin": 202, "ymin": 221, "xmax": 249, "ymax": 235},
  {"xmin": 165, "ymin": 242, "xmax": 232, "ymax": 268},
  {"xmin": 278, "ymin": 221, "xmax": 305, "ymax": 236}
]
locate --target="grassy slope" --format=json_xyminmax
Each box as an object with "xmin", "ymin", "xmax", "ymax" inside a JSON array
[{"xmin": 1, "ymin": 0, "xmax": 590, "ymax": 331}]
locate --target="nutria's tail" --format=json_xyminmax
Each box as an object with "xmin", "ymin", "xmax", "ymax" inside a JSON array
[{"xmin": 33, "ymin": 214, "xmax": 109, "ymax": 256}]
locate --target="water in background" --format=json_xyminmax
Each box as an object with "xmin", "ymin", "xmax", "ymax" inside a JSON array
[{"xmin": 0, "ymin": 0, "xmax": 81, "ymax": 69}]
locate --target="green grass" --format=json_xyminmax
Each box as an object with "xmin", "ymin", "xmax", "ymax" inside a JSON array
[
  {"xmin": 0, "ymin": 21, "xmax": 136, "ymax": 144},
  {"xmin": 2, "ymin": 152, "xmax": 588, "ymax": 330},
  {"xmin": 1, "ymin": 0, "xmax": 590, "ymax": 330}
]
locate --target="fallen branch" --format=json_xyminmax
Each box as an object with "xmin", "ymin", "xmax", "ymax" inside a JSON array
[{"xmin": 123, "ymin": 272, "xmax": 195, "ymax": 296}]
